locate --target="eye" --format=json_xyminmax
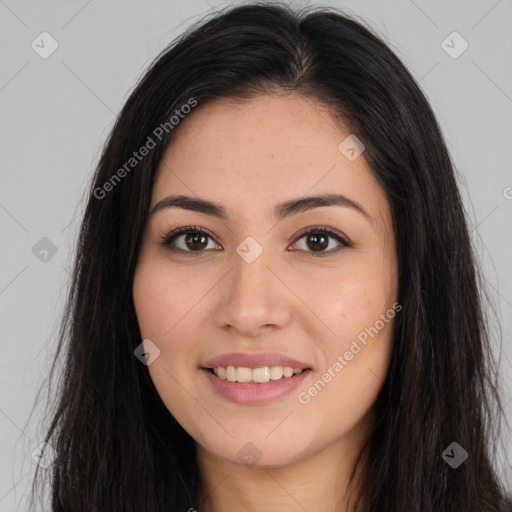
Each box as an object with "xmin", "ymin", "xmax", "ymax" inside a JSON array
[
  {"xmin": 160, "ymin": 225, "xmax": 351, "ymax": 255},
  {"xmin": 160, "ymin": 225, "xmax": 221, "ymax": 253},
  {"xmin": 290, "ymin": 226, "xmax": 351, "ymax": 256}
]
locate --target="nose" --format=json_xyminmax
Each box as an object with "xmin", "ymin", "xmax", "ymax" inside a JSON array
[{"xmin": 212, "ymin": 246, "xmax": 293, "ymax": 338}]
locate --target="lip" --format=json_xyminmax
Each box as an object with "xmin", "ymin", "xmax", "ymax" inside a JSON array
[
  {"xmin": 201, "ymin": 367, "xmax": 311, "ymax": 405},
  {"xmin": 202, "ymin": 352, "xmax": 312, "ymax": 370}
]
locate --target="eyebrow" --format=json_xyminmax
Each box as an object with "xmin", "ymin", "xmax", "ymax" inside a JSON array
[{"xmin": 150, "ymin": 193, "xmax": 372, "ymax": 223}]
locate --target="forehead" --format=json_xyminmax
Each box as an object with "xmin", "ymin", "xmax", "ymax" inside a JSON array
[
  {"xmin": 152, "ymin": 94, "xmax": 388, "ymax": 227},
  {"xmin": 161, "ymin": 94, "xmax": 348, "ymax": 169}
]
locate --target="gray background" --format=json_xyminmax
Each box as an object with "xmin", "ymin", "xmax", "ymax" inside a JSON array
[{"xmin": 1, "ymin": 0, "xmax": 511, "ymax": 509}]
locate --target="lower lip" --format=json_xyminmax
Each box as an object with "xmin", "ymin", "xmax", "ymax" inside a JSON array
[{"xmin": 201, "ymin": 368, "xmax": 311, "ymax": 405}]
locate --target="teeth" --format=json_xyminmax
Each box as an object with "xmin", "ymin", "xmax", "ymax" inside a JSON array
[
  {"xmin": 212, "ymin": 365, "xmax": 304, "ymax": 383},
  {"xmin": 283, "ymin": 367, "xmax": 294, "ymax": 378},
  {"xmin": 236, "ymin": 367, "xmax": 252, "ymax": 383},
  {"xmin": 270, "ymin": 366, "xmax": 284, "ymax": 380},
  {"xmin": 226, "ymin": 366, "xmax": 236, "ymax": 382},
  {"xmin": 252, "ymin": 366, "xmax": 270, "ymax": 383}
]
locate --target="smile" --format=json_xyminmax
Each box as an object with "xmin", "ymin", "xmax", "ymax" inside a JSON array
[
  {"xmin": 211, "ymin": 365, "xmax": 304, "ymax": 383},
  {"xmin": 201, "ymin": 367, "xmax": 311, "ymax": 405}
]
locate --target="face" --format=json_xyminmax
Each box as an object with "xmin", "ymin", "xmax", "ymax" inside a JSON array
[{"xmin": 133, "ymin": 94, "xmax": 399, "ymax": 469}]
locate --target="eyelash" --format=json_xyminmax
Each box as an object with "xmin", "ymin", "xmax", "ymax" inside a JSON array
[{"xmin": 160, "ymin": 225, "xmax": 352, "ymax": 257}]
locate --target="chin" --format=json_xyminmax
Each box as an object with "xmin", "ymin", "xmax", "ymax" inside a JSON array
[{"xmin": 200, "ymin": 433, "xmax": 309, "ymax": 469}]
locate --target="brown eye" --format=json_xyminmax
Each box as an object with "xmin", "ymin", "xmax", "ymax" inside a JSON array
[
  {"xmin": 305, "ymin": 233, "xmax": 329, "ymax": 252},
  {"xmin": 161, "ymin": 225, "xmax": 350, "ymax": 256},
  {"xmin": 161, "ymin": 226, "xmax": 220, "ymax": 253},
  {"xmin": 183, "ymin": 232, "xmax": 209, "ymax": 251},
  {"xmin": 291, "ymin": 227, "xmax": 351, "ymax": 255}
]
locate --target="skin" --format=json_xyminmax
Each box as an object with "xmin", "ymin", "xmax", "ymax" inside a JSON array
[{"xmin": 133, "ymin": 93, "xmax": 399, "ymax": 512}]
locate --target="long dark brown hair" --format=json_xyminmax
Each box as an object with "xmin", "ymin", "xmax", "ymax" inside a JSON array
[{"xmin": 26, "ymin": 2, "xmax": 511, "ymax": 510}]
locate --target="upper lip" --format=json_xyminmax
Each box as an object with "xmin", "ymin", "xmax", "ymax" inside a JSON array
[{"xmin": 202, "ymin": 352, "xmax": 312, "ymax": 370}]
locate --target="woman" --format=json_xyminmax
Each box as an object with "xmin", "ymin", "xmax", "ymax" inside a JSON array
[{"xmin": 29, "ymin": 2, "xmax": 511, "ymax": 510}]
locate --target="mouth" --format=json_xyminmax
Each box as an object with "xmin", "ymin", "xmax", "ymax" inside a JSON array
[
  {"xmin": 200, "ymin": 365, "xmax": 312, "ymax": 405},
  {"xmin": 203, "ymin": 365, "xmax": 312, "ymax": 384}
]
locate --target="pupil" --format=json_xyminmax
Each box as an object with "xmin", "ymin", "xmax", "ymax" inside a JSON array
[
  {"xmin": 186, "ymin": 233, "xmax": 207, "ymax": 251},
  {"xmin": 307, "ymin": 233, "xmax": 328, "ymax": 251}
]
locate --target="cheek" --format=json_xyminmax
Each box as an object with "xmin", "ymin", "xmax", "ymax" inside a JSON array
[
  {"xmin": 296, "ymin": 262, "xmax": 396, "ymax": 402},
  {"xmin": 133, "ymin": 259, "xmax": 210, "ymax": 343},
  {"xmin": 132, "ymin": 257, "xmax": 216, "ymax": 374},
  {"xmin": 132, "ymin": 261, "xmax": 201, "ymax": 400},
  {"xmin": 298, "ymin": 285, "xmax": 395, "ymax": 438},
  {"xmin": 294, "ymin": 262, "xmax": 395, "ymax": 346},
  {"xmin": 133, "ymin": 262, "xmax": 205, "ymax": 429}
]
